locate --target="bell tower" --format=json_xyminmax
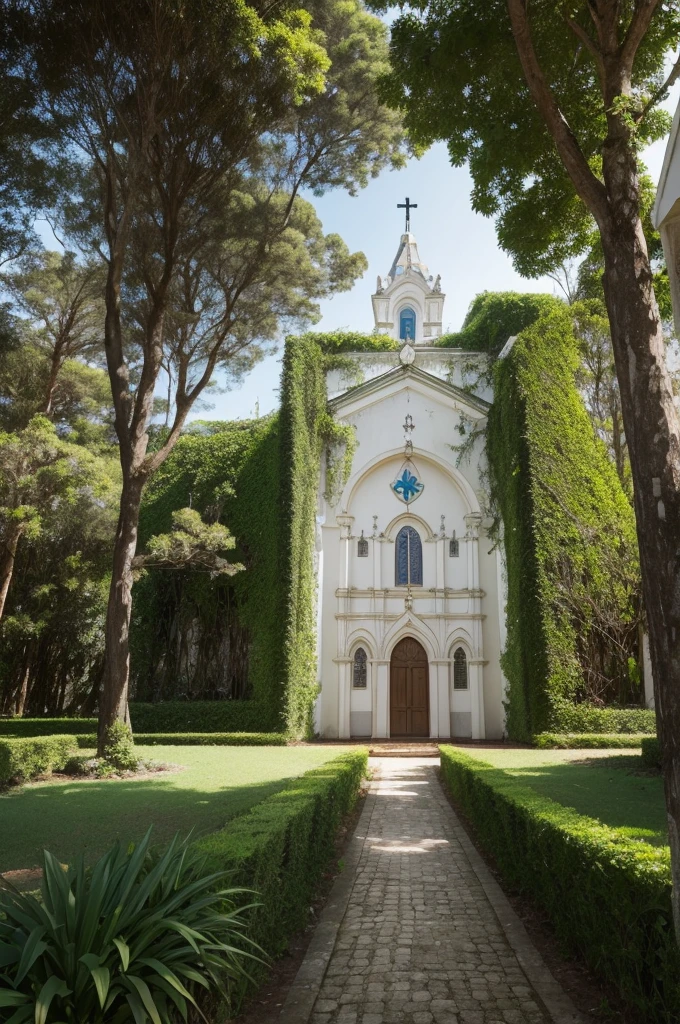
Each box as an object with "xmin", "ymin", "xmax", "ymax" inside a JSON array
[{"xmin": 371, "ymin": 198, "xmax": 445, "ymax": 344}]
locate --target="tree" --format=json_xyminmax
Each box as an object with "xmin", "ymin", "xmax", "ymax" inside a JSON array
[
  {"xmin": 0, "ymin": 415, "xmax": 114, "ymax": 624},
  {"xmin": 2, "ymin": 250, "xmax": 104, "ymax": 416},
  {"xmin": 376, "ymin": 0, "xmax": 680, "ymax": 932},
  {"xmin": 19, "ymin": 0, "xmax": 404, "ymax": 750}
]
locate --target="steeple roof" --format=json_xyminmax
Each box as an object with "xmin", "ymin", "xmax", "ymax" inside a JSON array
[{"xmin": 387, "ymin": 232, "xmax": 432, "ymax": 283}]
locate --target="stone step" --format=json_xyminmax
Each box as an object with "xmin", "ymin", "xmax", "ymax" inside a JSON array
[{"xmin": 368, "ymin": 741, "xmax": 439, "ymax": 757}]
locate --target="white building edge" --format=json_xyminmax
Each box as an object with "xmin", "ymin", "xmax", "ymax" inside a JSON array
[{"xmin": 313, "ymin": 228, "xmax": 509, "ymax": 740}]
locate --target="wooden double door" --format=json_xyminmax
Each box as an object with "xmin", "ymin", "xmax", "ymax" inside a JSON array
[{"xmin": 390, "ymin": 637, "xmax": 429, "ymax": 737}]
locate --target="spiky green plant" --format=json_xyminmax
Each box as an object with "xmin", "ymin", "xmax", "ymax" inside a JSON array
[{"xmin": 0, "ymin": 831, "xmax": 261, "ymax": 1023}]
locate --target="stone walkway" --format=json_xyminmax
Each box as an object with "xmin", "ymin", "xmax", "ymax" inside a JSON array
[{"xmin": 280, "ymin": 757, "xmax": 584, "ymax": 1024}]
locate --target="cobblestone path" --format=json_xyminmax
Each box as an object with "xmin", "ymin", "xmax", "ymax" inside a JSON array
[{"xmin": 294, "ymin": 757, "xmax": 582, "ymax": 1024}]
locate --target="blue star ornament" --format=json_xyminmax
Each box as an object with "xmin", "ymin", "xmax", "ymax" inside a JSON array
[{"xmin": 391, "ymin": 464, "xmax": 424, "ymax": 504}]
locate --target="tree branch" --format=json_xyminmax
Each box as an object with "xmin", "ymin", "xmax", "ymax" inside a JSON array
[
  {"xmin": 620, "ymin": 0, "xmax": 662, "ymax": 76},
  {"xmin": 506, "ymin": 0, "xmax": 609, "ymax": 226},
  {"xmin": 636, "ymin": 49, "xmax": 680, "ymax": 122}
]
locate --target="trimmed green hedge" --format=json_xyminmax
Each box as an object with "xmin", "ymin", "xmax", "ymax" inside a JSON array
[
  {"xmin": 129, "ymin": 702, "xmax": 264, "ymax": 733},
  {"xmin": 534, "ymin": 733, "xmax": 648, "ymax": 749},
  {"xmin": 0, "ymin": 717, "xmax": 96, "ymax": 737},
  {"xmin": 74, "ymin": 732, "xmax": 287, "ymax": 749},
  {"xmin": 195, "ymin": 749, "xmax": 367, "ymax": 994},
  {"xmin": 641, "ymin": 737, "xmax": 662, "ymax": 773},
  {"xmin": 551, "ymin": 702, "xmax": 655, "ymax": 735},
  {"xmin": 439, "ymin": 746, "xmax": 679, "ymax": 1020},
  {"xmin": 0, "ymin": 735, "xmax": 77, "ymax": 783}
]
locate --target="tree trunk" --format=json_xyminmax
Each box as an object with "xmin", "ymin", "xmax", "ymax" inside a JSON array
[
  {"xmin": 15, "ymin": 661, "xmax": 31, "ymax": 717},
  {"xmin": 0, "ymin": 521, "xmax": 24, "ymax": 622},
  {"xmin": 97, "ymin": 473, "xmax": 145, "ymax": 753},
  {"xmin": 599, "ymin": 211, "xmax": 680, "ymax": 937}
]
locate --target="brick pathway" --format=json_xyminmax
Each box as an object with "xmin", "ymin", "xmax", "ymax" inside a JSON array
[{"xmin": 282, "ymin": 757, "xmax": 583, "ymax": 1024}]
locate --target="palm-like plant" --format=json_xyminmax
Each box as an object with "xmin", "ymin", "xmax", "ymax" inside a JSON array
[{"xmin": 0, "ymin": 831, "xmax": 260, "ymax": 1023}]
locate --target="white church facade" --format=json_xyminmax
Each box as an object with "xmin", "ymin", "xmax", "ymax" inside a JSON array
[{"xmin": 313, "ymin": 216, "xmax": 508, "ymax": 740}]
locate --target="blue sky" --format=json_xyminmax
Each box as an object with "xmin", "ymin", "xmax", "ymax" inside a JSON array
[{"xmin": 198, "ymin": 119, "xmax": 678, "ymax": 423}]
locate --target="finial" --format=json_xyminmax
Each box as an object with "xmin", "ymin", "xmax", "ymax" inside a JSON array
[{"xmin": 397, "ymin": 196, "xmax": 418, "ymax": 233}]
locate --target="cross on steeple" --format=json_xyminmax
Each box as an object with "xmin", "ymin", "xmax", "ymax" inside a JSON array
[{"xmin": 397, "ymin": 196, "xmax": 417, "ymax": 232}]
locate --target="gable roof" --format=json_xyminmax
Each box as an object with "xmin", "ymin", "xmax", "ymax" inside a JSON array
[{"xmin": 328, "ymin": 363, "xmax": 491, "ymax": 417}]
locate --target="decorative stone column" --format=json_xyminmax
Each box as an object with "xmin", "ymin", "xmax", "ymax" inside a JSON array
[
  {"xmin": 465, "ymin": 512, "xmax": 486, "ymax": 739},
  {"xmin": 430, "ymin": 660, "xmax": 451, "ymax": 738},
  {"xmin": 336, "ymin": 513, "xmax": 354, "ymax": 591},
  {"xmin": 335, "ymin": 657, "xmax": 352, "ymax": 739},
  {"xmin": 374, "ymin": 659, "xmax": 390, "ymax": 737}
]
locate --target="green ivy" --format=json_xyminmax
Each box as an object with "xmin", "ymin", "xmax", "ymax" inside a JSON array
[{"xmin": 485, "ymin": 302, "xmax": 641, "ymax": 739}]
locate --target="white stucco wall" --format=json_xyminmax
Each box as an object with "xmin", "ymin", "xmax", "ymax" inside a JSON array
[{"xmin": 314, "ymin": 348, "xmax": 506, "ymax": 740}]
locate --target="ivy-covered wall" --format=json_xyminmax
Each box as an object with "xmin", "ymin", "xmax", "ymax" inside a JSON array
[
  {"xmin": 485, "ymin": 302, "xmax": 641, "ymax": 740},
  {"xmin": 132, "ymin": 331, "xmax": 397, "ymax": 739}
]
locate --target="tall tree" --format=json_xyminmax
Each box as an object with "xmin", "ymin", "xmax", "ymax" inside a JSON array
[
  {"xmin": 375, "ymin": 0, "xmax": 680, "ymax": 932},
  {"xmin": 20, "ymin": 0, "xmax": 403, "ymax": 750},
  {"xmin": 2, "ymin": 250, "xmax": 104, "ymax": 417}
]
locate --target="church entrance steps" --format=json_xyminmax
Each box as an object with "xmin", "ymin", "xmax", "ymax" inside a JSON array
[{"xmin": 367, "ymin": 740, "xmax": 439, "ymax": 757}]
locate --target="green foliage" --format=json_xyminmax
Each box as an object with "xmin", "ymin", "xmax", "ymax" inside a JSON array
[
  {"xmin": 301, "ymin": 330, "xmax": 398, "ymax": 354},
  {"xmin": 135, "ymin": 507, "xmax": 244, "ymax": 577},
  {"xmin": 376, "ymin": 1, "xmax": 679, "ymax": 276},
  {"xmin": 75, "ymin": 733, "xmax": 287, "ymax": 749},
  {"xmin": 0, "ymin": 718, "xmax": 97, "ymax": 737},
  {"xmin": 195, "ymin": 749, "xmax": 367, "ymax": 1001},
  {"xmin": 534, "ymin": 733, "xmax": 648, "ymax": 750},
  {"xmin": 437, "ymin": 292, "xmax": 560, "ymax": 358},
  {"xmin": 439, "ymin": 746, "xmax": 679, "ymax": 1021},
  {"xmin": 130, "ymin": 703, "xmax": 266, "ymax": 734},
  {"xmin": 641, "ymin": 737, "xmax": 662, "ymax": 774},
  {"xmin": 100, "ymin": 721, "xmax": 138, "ymax": 772},
  {"xmin": 0, "ymin": 830, "xmax": 259, "ymax": 1023},
  {"xmin": 487, "ymin": 303, "xmax": 641, "ymax": 739},
  {"xmin": 550, "ymin": 702, "xmax": 656, "ymax": 735},
  {"xmin": 0, "ymin": 734, "xmax": 76, "ymax": 783}
]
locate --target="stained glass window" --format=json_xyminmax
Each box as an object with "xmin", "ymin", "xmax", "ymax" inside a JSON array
[
  {"xmin": 395, "ymin": 525, "xmax": 423, "ymax": 586},
  {"xmin": 357, "ymin": 533, "xmax": 368, "ymax": 557},
  {"xmin": 399, "ymin": 307, "xmax": 416, "ymax": 341},
  {"xmin": 352, "ymin": 647, "xmax": 367, "ymax": 688},
  {"xmin": 449, "ymin": 536, "xmax": 459, "ymax": 557},
  {"xmin": 453, "ymin": 647, "xmax": 468, "ymax": 690}
]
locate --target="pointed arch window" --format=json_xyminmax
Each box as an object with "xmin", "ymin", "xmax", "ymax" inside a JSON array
[
  {"xmin": 449, "ymin": 534, "xmax": 459, "ymax": 558},
  {"xmin": 357, "ymin": 532, "xmax": 369, "ymax": 557},
  {"xmin": 453, "ymin": 647, "xmax": 468, "ymax": 690},
  {"xmin": 352, "ymin": 647, "xmax": 367, "ymax": 688},
  {"xmin": 399, "ymin": 307, "xmax": 416, "ymax": 341},
  {"xmin": 395, "ymin": 525, "xmax": 423, "ymax": 586}
]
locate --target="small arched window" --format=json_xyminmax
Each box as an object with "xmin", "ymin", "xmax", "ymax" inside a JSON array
[
  {"xmin": 357, "ymin": 532, "xmax": 368, "ymax": 557},
  {"xmin": 399, "ymin": 307, "xmax": 416, "ymax": 341},
  {"xmin": 453, "ymin": 647, "xmax": 468, "ymax": 690},
  {"xmin": 352, "ymin": 647, "xmax": 368, "ymax": 688},
  {"xmin": 449, "ymin": 535, "xmax": 459, "ymax": 558},
  {"xmin": 395, "ymin": 525, "xmax": 423, "ymax": 586}
]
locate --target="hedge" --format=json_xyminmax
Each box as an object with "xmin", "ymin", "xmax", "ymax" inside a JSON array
[
  {"xmin": 74, "ymin": 732, "xmax": 287, "ymax": 748},
  {"xmin": 551, "ymin": 702, "xmax": 655, "ymax": 735},
  {"xmin": 485, "ymin": 298, "xmax": 641, "ymax": 740},
  {"xmin": 0, "ymin": 717, "xmax": 96, "ymax": 737},
  {"xmin": 0, "ymin": 735, "xmax": 77, "ymax": 783},
  {"xmin": 0, "ymin": 705, "xmax": 270, "ymax": 737},
  {"xmin": 439, "ymin": 746, "xmax": 679, "ymax": 1021},
  {"xmin": 641, "ymin": 737, "xmax": 662, "ymax": 773},
  {"xmin": 195, "ymin": 749, "xmax": 368, "ymax": 999},
  {"xmin": 534, "ymin": 733, "xmax": 648, "ymax": 749}
]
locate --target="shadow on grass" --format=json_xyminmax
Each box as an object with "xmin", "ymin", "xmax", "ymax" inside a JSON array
[
  {"xmin": 0, "ymin": 774, "xmax": 302, "ymax": 873},
  {"xmin": 503, "ymin": 758, "xmax": 667, "ymax": 845}
]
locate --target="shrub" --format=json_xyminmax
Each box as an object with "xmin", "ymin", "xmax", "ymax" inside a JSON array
[
  {"xmin": 129, "ymin": 701, "xmax": 264, "ymax": 733},
  {"xmin": 534, "ymin": 732, "xmax": 648, "ymax": 749},
  {"xmin": 0, "ymin": 831, "xmax": 259, "ymax": 1023},
  {"xmin": 550, "ymin": 702, "xmax": 656, "ymax": 734},
  {"xmin": 439, "ymin": 745, "xmax": 679, "ymax": 1021},
  {"xmin": 0, "ymin": 735, "xmax": 77, "ymax": 784},
  {"xmin": 101, "ymin": 721, "xmax": 139, "ymax": 771},
  {"xmin": 0, "ymin": 718, "xmax": 96, "ymax": 738},
  {"xmin": 195, "ymin": 749, "xmax": 367, "ymax": 1000},
  {"xmin": 641, "ymin": 736, "xmax": 662, "ymax": 773},
  {"xmin": 75, "ymin": 732, "xmax": 287, "ymax": 749}
]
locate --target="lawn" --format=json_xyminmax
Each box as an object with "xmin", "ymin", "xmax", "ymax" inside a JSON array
[
  {"xmin": 0, "ymin": 744, "xmax": 357, "ymax": 872},
  {"xmin": 455, "ymin": 745, "xmax": 667, "ymax": 845}
]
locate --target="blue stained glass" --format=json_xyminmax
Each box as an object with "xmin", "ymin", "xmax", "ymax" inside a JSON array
[
  {"xmin": 392, "ymin": 468, "xmax": 424, "ymax": 503},
  {"xmin": 395, "ymin": 526, "xmax": 422, "ymax": 586},
  {"xmin": 400, "ymin": 307, "xmax": 416, "ymax": 340}
]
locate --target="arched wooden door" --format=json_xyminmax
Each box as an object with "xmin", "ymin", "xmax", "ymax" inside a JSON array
[{"xmin": 390, "ymin": 637, "xmax": 429, "ymax": 737}]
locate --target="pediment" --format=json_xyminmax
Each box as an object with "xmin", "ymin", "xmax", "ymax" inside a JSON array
[{"xmin": 328, "ymin": 363, "xmax": 491, "ymax": 419}]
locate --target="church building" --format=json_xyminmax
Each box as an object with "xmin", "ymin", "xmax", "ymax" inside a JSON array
[{"xmin": 314, "ymin": 203, "xmax": 508, "ymax": 741}]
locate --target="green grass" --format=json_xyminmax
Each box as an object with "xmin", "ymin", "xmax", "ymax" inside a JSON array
[
  {"xmin": 0, "ymin": 745, "xmax": 357, "ymax": 872},
  {"xmin": 455, "ymin": 745, "xmax": 667, "ymax": 845}
]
